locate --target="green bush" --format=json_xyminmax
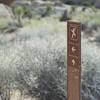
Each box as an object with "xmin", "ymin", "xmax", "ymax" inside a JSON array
[
  {"xmin": 14, "ymin": 6, "xmax": 25, "ymax": 27},
  {"xmin": 41, "ymin": 5, "xmax": 53, "ymax": 17},
  {"xmin": 14, "ymin": 6, "xmax": 24, "ymax": 15}
]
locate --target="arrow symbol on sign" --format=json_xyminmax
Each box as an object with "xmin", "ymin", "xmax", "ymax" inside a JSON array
[
  {"xmin": 72, "ymin": 46, "xmax": 76, "ymax": 53},
  {"xmin": 72, "ymin": 59, "xmax": 75, "ymax": 66}
]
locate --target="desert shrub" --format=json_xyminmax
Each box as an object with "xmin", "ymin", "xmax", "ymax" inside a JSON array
[
  {"xmin": 81, "ymin": 38, "xmax": 100, "ymax": 100},
  {"xmin": 22, "ymin": 6, "xmax": 32, "ymax": 19},
  {"xmin": 14, "ymin": 6, "xmax": 24, "ymax": 27},
  {"xmin": 0, "ymin": 64, "xmax": 16, "ymax": 100},
  {"xmin": 60, "ymin": 10, "xmax": 71, "ymax": 21},
  {"xmin": 0, "ymin": 18, "xmax": 10, "ymax": 30},
  {"xmin": 46, "ymin": 5, "xmax": 53, "ymax": 14},
  {"xmin": 41, "ymin": 5, "xmax": 53, "ymax": 17},
  {"xmin": 15, "ymin": 32, "xmax": 67, "ymax": 99},
  {"xmin": 10, "ymin": 19, "xmax": 100, "ymax": 100},
  {"xmin": 0, "ymin": 14, "xmax": 100, "ymax": 100},
  {"xmin": 82, "ymin": 68, "xmax": 100, "ymax": 100},
  {"xmin": 36, "ymin": 65, "xmax": 66, "ymax": 100}
]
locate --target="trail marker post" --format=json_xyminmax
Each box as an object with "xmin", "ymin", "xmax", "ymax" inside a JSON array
[{"xmin": 67, "ymin": 21, "xmax": 81, "ymax": 100}]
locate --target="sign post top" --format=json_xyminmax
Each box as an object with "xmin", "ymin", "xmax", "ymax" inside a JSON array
[{"xmin": 67, "ymin": 20, "xmax": 81, "ymax": 24}]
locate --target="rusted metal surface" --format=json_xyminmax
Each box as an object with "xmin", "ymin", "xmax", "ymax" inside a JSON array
[
  {"xmin": 0, "ymin": 0, "xmax": 14, "ymax": 5},
  {"xmin": 67, "ymin": 21, "xmax": 81, "ymax": 100}
]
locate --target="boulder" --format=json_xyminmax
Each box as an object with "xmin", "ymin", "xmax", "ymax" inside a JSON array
[
  {"xmin": 95, "ymin": 1, "xmax": 100, "ymax": 9},
  {"xmin": 0, "ymin": 4, "xmax": 16, "ymax": 30},
  {"xmin": 0, "ymin": 4, "xmax": 14, "ymax": 18}
]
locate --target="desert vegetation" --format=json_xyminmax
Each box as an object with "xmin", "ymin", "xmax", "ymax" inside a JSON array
[{"xmin": 0, "ymin": 0, "xmax": 100, "ymax": 100}]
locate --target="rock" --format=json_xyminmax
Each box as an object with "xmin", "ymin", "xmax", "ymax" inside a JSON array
[
  {"xmin": 53, "ymin": 6, "xmax": 67, "ymax": 16},
  {"xmin": 0, "ymin": 4, "xmax": 15, "ymax": 30},
  {"xmin": 32, "ymin": 0, "xmax": 54, "ymax": 7},
  {"xmin": 13, "ymin": 0, "xmax": 32, "ymax": 6},
  {"xmin": 0, "ymin": 4, "xmax": 14, "ymax": 18},
  {"xmin": 34, "ymin": 6, "xmax": 52, "ymax": 17},
  {"xmin": 95, "ymin": 1, "xmax": 100, "ymax": 8},
  {"xmin": 54, "ymin": 1, "xmax": 63, "ymax": 6}
]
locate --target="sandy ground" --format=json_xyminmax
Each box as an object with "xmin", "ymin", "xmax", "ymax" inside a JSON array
[{"xmin": 10, "ymin": 90, "xmax": 37, "ymax": 100}]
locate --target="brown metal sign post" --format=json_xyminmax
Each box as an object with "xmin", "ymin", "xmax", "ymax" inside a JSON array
[{"xmin": 67, "ymin": 21, "xmax": 81, "ymax": 100}]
